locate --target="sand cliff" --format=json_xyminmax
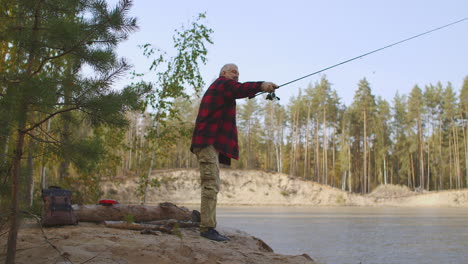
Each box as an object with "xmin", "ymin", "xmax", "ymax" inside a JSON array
[{"xmin": 102, "ymin": 169, "xmax": 468, "ymax": 207}]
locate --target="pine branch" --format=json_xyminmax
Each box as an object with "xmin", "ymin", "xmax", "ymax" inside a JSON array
[
  {"xmin": 31, "ymin": 44, "xmax": 84, "ymax": 76},
  {"xmin": 78, "ymin": 108, "xmax": 107, "ymax": 123},
  {"xmin": 75, "ymin": 59, "xmax": 129, "ymax": 101},
  {"xmin": 30, "ymin": 0, "xmax": 137, "ymax": 76},
  {"xmin": 21, "ymin": 106, "xmax": 80, "ymax": 134},
  {"xmin": 25, "ymin": 131, "xmax": 60, "ymax": 145},
  {"xmin": 37, "ymin": 125, "xmax": 62, "ymax": 144}
]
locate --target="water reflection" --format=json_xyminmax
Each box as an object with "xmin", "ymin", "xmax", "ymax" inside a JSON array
[{"xmin": 217, "ymin": 207, "xmax": 468, "ymax": 264}]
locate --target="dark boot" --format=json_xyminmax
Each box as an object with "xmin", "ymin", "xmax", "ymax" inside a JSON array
[{"xmin": 200, "ymin": 228, "xmax": 230, "ymax": 242}]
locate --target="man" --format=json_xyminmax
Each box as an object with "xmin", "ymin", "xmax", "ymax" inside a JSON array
[{"xmin": 190, "ymin": 63, "xmax": 277, "ymax": 241}]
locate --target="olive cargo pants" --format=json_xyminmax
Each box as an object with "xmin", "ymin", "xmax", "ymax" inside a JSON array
[{"xmin": 193, "ymin": 145, "xmax": 220, "ymax": 232}]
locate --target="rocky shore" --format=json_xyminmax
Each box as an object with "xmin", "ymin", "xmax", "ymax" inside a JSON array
[{"xmin": 2, "ymin": 220, "xmax": 317, "ymax": 264}]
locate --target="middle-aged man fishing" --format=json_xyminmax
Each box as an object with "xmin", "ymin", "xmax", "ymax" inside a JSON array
[{"xmin": 190, "ymin": 63, "xmax": 277, "ymax": 241}]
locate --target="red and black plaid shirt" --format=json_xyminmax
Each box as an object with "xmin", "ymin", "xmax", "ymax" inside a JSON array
[{"xmin": 191, "ymin": 77, "xmax": 263, "ymax": 165}]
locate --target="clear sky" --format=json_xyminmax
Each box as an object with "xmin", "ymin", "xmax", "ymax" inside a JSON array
[{"xmin": 111, "ymin": 0, "xmax": 468, "ymax": 106}]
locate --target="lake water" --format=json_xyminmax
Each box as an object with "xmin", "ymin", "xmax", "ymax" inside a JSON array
[{"xmin": 216, "ymin": 206, "xmax": 468, "ymax": 264}]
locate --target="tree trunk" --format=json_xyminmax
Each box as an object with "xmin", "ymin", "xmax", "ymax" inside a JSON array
[
  {"xmin": 142, "ymin": 152, "xmax": 155, "ymax": 205},
  {"xmin": 463, "ymin": 124, "xmax": 468, "ymax": 188},
  {"xmin": 303, "ymin": 105, "xmax": 311, "ymax": 179},
  {"xmin": 6, "ymin": 130, "xmax": 26, "ymax": 264},
  {"xmin": 438, "ymin": 121, "xmax": 443, "ymax": 190},
  {"xmin": 453, "ymin": 124, "xmax": 461, "ymax": 189},
  {"xmin": 40, "ymin": 119, "xmax": 51, "ymax": 190},
  {"xmin": 59, "ymin": 86, "xmax": 71, "ymax": 180},
  {"xmin": 410, "ymin": 154, "xmax": 415, "ymax": 189},
  {"xmin": 278, "ymin": 109, "xmax": 284, "ymax": 173},
  {"xmin": 314, "ymin": 120, "xmax": 320, "ymax": 182},
  {"xmin": 418, "ymin": 117, "xmax": 425, "ymax": 189},
  {"xmin": 73, "ymin": 202, "xmax": 196, "ymax": 223},
  {"xmin": 348, "ymin": 147, "xmax": 352, "ymax": 192},
  {"xmin": 427, "ymin": 148, "xmax": 430, "ymax": 190},
  {"xmin": 341, "ymin": 171, "xmax": 346, "ymax": 190},
  {"xmin": 363, "ymin": 110, "xmax": 367, "ymax": 194},
  {"xmin": 449, "ymin": 132, "xmax": 453, "ymax": 189},
  {"xmin": 332, "ymin": 126, "xmax": 336, "ymax": 187},
  {"xmin": 323, "ymin": 106, "xmax": 328, "ymax": 185},
  {"xmin": 25, "ymin": 140, "xmax": 34, "ymax": 207},
  {"xmin": 383, "ymin": 157, "xmax": 387, "ymax": 185}
]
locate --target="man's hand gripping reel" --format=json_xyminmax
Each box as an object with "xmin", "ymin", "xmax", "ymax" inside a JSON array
[
  {"xmin": 249, "ymin": 86, "xmax": 280, "ymax": 101},
  {"xmin": 265, "ymin": 92, "xmax": 280, "ymax": 101}
]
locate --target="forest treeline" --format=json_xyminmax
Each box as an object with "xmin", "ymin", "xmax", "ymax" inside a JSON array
[{"xmin": 123, "ymin": 76, "xmax": 468, "ymax": 195}]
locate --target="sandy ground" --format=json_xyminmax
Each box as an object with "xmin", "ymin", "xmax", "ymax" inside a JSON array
[
  {"xmin": 102, "ymin": 169, "xmax": 468, "ymax": 207},
  {"xmin": 1, "ymin": 221, "xmax": 315, "ymax": 264},
  {"xmin": 2, "ymin": 169, "xmax": 467, "ymax": 264}
]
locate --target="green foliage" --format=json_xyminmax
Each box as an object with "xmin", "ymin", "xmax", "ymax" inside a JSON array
[
  {"xmin": 335, "ymin": 194, "xmax": 346, "ymax": 205},
  {"xmin": 121, "ymin": 12, "xmax": 213, "ymax": 200},
  {"xmin": 124, "ymin": 213, "xmax": 135, "ymax": 224},
  {"xmin": 107, "ymin": 188, "xmax": 118, "ymax": 197},
  {"xmin": 62, "ymin": 173, "xmax": 104, "ymax": 205},
  {"xmin": 136, "ymin": 174, "xmax": 161, "ymax": 198},
  {"xmin": 134, "ymin": 12, "xmax": 213, "ymax": 129},
  {"xmin": 172, "ymin": 223, "xmax": 183, "ymax": 239}
]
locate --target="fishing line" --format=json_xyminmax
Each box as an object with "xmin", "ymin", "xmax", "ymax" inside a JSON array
[{"xmin": 250, "ymin": 17, "xmax": 468, "ymax": 100}]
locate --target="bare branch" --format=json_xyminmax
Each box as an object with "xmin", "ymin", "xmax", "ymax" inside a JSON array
[
  {"xmin": 79, "ymin": 253, "xmax": 103, "ymax": 264},
  {"xmin": 21, "ymin": 211, "xmax": 75, "ymax": 264}
]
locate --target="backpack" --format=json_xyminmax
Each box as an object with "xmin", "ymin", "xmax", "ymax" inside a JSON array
[{"xmin": 41, "ymin": 187, "xmax": 78, "ymax": 226}]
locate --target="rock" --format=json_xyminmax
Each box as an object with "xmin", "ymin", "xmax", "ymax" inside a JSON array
[{"xmin": 1, "ymin": 220, "xmax": 317, "ymax": 264}]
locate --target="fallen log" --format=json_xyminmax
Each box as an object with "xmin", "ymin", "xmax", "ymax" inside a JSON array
[
  {"xmin": 104, "ymin": 221, "xmax": 173, "ymax": 234},
  {"xmin": 142, "ymin": 219, "xmax": 199, "ymax": 228},
  {"xmin": 73, "ymin": 202, "xmax": 199, "ymax": 223}
]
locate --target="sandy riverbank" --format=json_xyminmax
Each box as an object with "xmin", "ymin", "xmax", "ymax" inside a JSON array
[{"xmin": 102, "ymin": 169, "xmax": 468, "ymax": 207}]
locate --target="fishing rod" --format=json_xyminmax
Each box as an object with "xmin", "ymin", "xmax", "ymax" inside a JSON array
[{"xmin": 250, "ymin": 17, "xmax": 468, "ymax": 101}]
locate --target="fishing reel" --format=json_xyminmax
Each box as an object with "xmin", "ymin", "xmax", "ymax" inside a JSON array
[{"xmin": 266, "ymin": 92, "xmax": 280, "ymax": 101}]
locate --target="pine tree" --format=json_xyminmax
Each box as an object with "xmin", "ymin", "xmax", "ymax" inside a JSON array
[
  {"xmin": 408, "ymin": 85, "xmax": 425, "ymax": 189},
  {"xmin": 443, "ymin": 83, "xmax": 460, "ymax": 188},
  {"xmin": 423, "ymin": 83, "xmax": 444, "ymax": 190},
  {"xmin": 238, "ymin": 98, "xmax": 262, "ymax": 169},
  {"xmin": 460, "ymin": 76, "xmax": 468, "ymax": 187},
  {"xmin": 1, "ymin": 1, "xmax": 145, "ymax": 262},
  {"xmin": 350, "ymin": 78, "xmax": 376, "ymax": 193},
  {"xmin": 338, "ymin": 108, "xmax": 352, "ymax": 191},
  {"xmin": 392, "ymin": 92, "xmax": 409, "ymax": 186},
  {"xmin": 375, "ymin": 97, "xmax": 391, "ymax": 186}
]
